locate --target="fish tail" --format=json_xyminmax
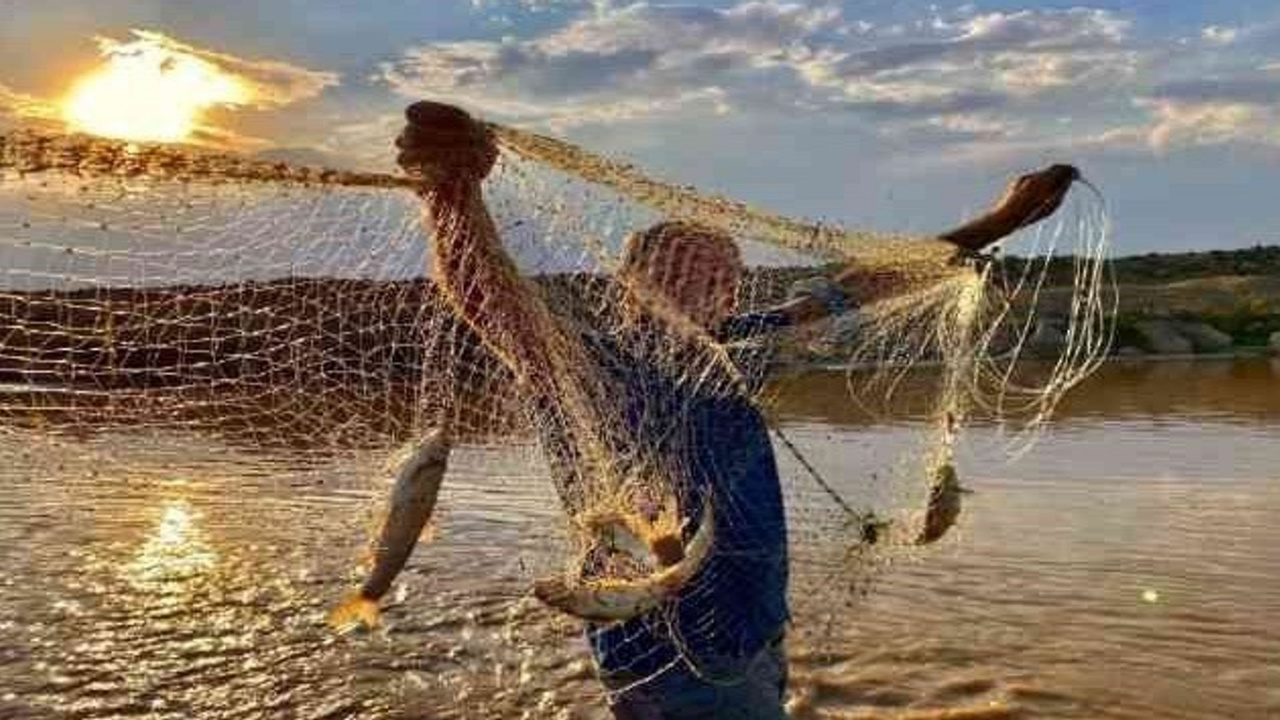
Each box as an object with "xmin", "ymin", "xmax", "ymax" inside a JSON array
[
  {"xmin": 327, "ymin": 593, "xmax": 381, "ymax": 632},
  {"xmin": 532, "ymin": 577, "xmax": 572, "ymax": 608}
]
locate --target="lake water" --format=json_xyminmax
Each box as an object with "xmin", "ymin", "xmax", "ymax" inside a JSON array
[{"xmin": 2, "ymin": 358, "xmax": 1278, "ymax": 719}]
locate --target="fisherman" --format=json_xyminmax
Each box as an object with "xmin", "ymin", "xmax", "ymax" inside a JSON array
[{"xmin": 394, "ymin": 100, "xmax": 1075, "ymax": 719}]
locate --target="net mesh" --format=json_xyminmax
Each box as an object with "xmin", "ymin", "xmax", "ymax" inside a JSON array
[{"xmin": 0, "ymin": 121, "xmax": 1113, "ymax": 706}]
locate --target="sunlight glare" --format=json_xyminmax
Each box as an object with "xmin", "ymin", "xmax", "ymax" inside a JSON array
[
  {"xmin": 63, "ymin": 34, "xmax": 250, "ymax": 143},
  {"xmin": 127, "ymin": 499, "xmax": 218, "ymax": 587}
]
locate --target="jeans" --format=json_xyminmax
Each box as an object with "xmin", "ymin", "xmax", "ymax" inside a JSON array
[{"xmin": 605, "ymin": 637, "xmax": 789, "ymax": 720}]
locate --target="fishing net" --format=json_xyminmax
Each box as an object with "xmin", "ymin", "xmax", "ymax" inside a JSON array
[{"xmin": 0, "ymin": 115, "xmax": 1112, "ymax": 714}]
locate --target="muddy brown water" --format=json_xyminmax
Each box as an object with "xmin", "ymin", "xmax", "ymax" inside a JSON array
[{"xmin": 2, "ymin": 358, "xmax": 1278, "ymax": 719}]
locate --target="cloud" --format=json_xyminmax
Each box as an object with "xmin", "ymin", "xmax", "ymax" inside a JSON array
[
  {"xmin": 2, "ymin": 30, "xmax": 339, "ymax": 151},
  {"xmin": 814, "ymin": 9, "xmax": 1280, "ymax": 159},
  {"xmin": 1139, "ymin": 99, "xmax": 1278, "ymax": 150},
  {"xmin": 0, "ymin": 82, "xmax": 61, "ymax": 127},
  {"xmin": 468, "ymin": 0, "xmax": 595, "ymax": 13},
  {"xmin": 105, "ymin": 30, "xmax": 340, "ymax": 110},
  {"xmin": 382, "ymin": 1, "xmax": 851, "ymax": 127},
  {"xmin": 912, "ymin": 112, "xmax": 1027, "ymax": 142},
  {"xmin": 377, "ymin": 0, "xmax": 1280, "ymax": 168},
  {"xmin": 1201, "ymin": 25, "xmax": 1240, "ymax": 46},
  {"xmin": 1150, "ymin": 73, "xmax": 1280, "ymax": 106},
  {"xmin": 1131, "ymin": 66, "xmax": 1280, "ymax": 151},
  {"xmin": 381, "ymin": 1, "xmax": 1145, "ymax": 136},
  {"xmin": 1194, "ymin": 19, "xmax": 1280, "ymax": 49},
  {"xmin": 799, "ymin": 7, "xmax": 1138, "ymax": 113}
]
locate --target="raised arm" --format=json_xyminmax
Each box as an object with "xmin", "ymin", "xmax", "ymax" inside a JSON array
[
  {"xmin": 396, "ymin": 101, "xmax": 560, "ymax": 389},
  {"xmin": 769, "ymin": 164, "xmax": 1081, "ymax": 326}
]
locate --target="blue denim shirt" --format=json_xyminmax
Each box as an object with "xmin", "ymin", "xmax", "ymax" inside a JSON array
[{"xmin": 537, "ymin": 310, "xmax": 793, "ymax": 680}]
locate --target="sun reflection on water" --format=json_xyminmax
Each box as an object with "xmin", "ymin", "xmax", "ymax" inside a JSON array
[{"xmin": 125, "ymin": 498, "xmax": 218, "ymax": 589}]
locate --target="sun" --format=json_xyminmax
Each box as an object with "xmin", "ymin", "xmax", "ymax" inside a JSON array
[{"xmin": 63, "ymin": 35, "xmax": 250, "ymax": 143}]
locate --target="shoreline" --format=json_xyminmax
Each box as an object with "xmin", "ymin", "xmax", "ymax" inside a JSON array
[{"xmin": 797, "ymin": 347, "xmax": 1278, "ymax": 374}]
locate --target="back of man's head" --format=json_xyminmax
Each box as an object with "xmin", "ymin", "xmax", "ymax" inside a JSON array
[{"xmin": 620, "ymin": 221, "xmax": 743, "ymax": 329}]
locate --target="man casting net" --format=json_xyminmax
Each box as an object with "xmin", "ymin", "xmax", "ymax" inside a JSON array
[{"xmin": 0, "ymin": 100, "xmax": 1112, "ymax": 718}]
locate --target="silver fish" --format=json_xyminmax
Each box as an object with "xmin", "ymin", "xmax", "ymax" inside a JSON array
[
  {"xmin": 329, "ymin": 429, "xmax": 450, "ymax": 631},
  {"xmin": 533, "ymin": 499, "xmax": 714, "ymax": 622}
]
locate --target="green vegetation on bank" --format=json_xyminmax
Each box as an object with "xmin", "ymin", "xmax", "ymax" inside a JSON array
[
  {"xmin": 1001, "ymin": 244, "xmax": 1280, "ymax": 286},
  {"xmin": 1001, "ymin": 245, "xmax": 1280, "ymax": 353}
]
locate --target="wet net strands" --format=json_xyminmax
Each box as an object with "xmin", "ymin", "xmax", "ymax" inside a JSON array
[
  {"xmin": 489, "ymin": 122, "xmax": 906, "ymax": 260},
  {"xmin": 0, "ymin": 119, "xmax": 1114, "ymax": 701},
  {"xmin": 1, "ymin": 129, "xmax": 416, "ymax": 190}
]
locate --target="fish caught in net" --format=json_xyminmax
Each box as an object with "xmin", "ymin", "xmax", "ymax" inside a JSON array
[{"xmin": 0, "ymin": 102, "xmax": 1114, "ymax": 712}]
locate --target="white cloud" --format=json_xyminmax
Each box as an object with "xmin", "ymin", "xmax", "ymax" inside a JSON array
[
  {"xmin": 957, "ymin": 8, "xmax": 1128, "ymax": 47},
  {"xmin": 468, "ymin": 0, "xmax": 599, "ymax": 13},
  {"xmin": 800, "ymin": 7, "xmax": 1139, "ymax": 112},
  {"xmin": 1126, "ymin": 65, "xmax": 1280, "ymax": 151},
  {"xmin": 1140, "ymin": 98, "xmax": 1279, "ymax": 150},
  {"xmin": 378, "ymin": 1, "xmax": 1280, "ymax": 163},
  {"xmin": 113, "ymin": 30, "xmax": 340, "ymax": 110},
  {"xmin": 1201, "ymin": 25, "xmax": 1240, "ymax": 46},
  {"xmin": 382, "ymin": 1, "xmax": 841, "ymax": 127},
  {"xmin": 924, "ymin": 113, "xmax": 1025, "ymax": 140},
  {"xmin": 1028, "ymin": 61, "xmax": 1280, "ymax": 156},
  {"xmin": 383, "ymin": 2, "xmax": 1145, "ymax": 133}
]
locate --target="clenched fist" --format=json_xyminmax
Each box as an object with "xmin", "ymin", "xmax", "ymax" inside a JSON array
[
  {"xmin": 395, "ymin": 101, "xmax": 498, "ymax": 188},
  {"xmin": 939, "ymin": 163, "xmax": 1081, "ymax": 252}
]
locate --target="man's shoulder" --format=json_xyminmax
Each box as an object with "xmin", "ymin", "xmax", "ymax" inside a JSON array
[{"xmin": 717, "ymin": 311, "xmax": 793, "ymax": 344}]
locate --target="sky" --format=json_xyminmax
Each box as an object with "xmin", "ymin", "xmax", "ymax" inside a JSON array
[{"xmin": 2, "ymin": 0, "xmax": 1279, "ymax": 253}]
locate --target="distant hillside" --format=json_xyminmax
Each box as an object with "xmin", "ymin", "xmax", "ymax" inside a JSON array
[
  {"xmin": 1008, "ymin": 246, "xmax": 1280, "ymax": 351},
  {"xmin": 1002, "ymin": 244, "xmax": 1280, "ymax": 286}
]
